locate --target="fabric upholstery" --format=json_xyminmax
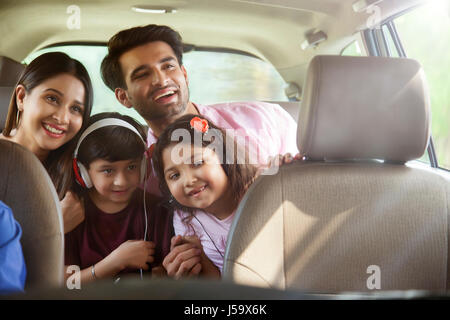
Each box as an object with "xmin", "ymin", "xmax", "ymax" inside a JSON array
[
  {"xmin": 0, "ymin": 56, "xmax": 24, "ymax": 131},
  {"xmin": 0, "ymin": 140, "xmax": 64, "ymax": 290},
  {"xmin": 224, "ymin": 162, "xmax": 450, "ymax": 292},
  {"xmin": 0, "ymin": 56, "xmax": 24, "ymax": 86},
  {"xmin": 223, "ymin": 55, "xmax": 450, "ymax": 293},
  {"xmin": 298, "ymin": 55, "xmax": 430, "ymax": 162},
  {"xmin": 0, "ymin": 87, "xmax": 14, "ymax": 131}
]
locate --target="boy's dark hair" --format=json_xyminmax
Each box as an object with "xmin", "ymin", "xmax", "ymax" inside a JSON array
[
  {"xmin": 101, "ymin": 24, "xmax": 184, "ymax": 91},
  {"xmin": 152, "ymin": 114, "xmax": 258, "ymax": 214},
  {"xmin": 77, "ymin": 112, "xmax": 147, "ymax": 169}
]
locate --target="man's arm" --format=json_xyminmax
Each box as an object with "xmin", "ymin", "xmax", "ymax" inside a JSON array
[{"xmin": 265, "ymin": 102, "xmax": 299, "ymax": 156}]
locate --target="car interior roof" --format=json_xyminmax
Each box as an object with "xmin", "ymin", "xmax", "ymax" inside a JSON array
[{"xmin": 0, "ymin": 0, "xmax": 427, "ymax": 89}]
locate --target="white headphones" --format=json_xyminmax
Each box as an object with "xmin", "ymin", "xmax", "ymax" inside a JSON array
[{"xmin": 72, "ymin": 118, "xmax": 147, "ymax": 189}]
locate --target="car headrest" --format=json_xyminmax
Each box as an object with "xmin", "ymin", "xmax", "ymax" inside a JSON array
[
  {"xmin": 0, "ymin": 56, "xmax": 24, "ymax": 131},
  {"xmin": 297, "ymin": 55, "xmax": 431, "ymax": 163},
  {"xmin": 0, "ymin": 56, "xmax": 24, "ymax": 86}
]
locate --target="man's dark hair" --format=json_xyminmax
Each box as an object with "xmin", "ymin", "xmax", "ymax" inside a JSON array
[{"xmin": 101, "ymin": 24, "xmax": 184, "ymax": 91}]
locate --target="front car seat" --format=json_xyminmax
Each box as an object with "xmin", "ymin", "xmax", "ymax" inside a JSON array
[
  {"xmin": 0, "ymin": 140, "xmax": 64, "ymax": 290},
  {"xmin": 223, "ymin": 55, "xmax": 450, "ymax": 293}
]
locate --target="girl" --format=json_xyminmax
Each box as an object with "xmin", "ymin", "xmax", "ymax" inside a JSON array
[
  {"xmin": 65, "ymin": 112, "xmax": 173, "ymax": 283},
  {"xmin": 152, "ymin": 114, "xmax": 259, "ymax": 277},
  {"xmin": 0, "ymin": 52, "xmax": 93, "ymax": 233}
]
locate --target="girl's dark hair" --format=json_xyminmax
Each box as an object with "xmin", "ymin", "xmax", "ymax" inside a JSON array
[
  {"xmin": 152, "ymin": 114, "xmax": 258, "ymax": 215},
  {"xmin": 73, "ymin": 112, "xmax": 147, "ymax": 197},
  {"xmin": 2, "ymin": 52, "xmax": 94, "ymax": 199}
]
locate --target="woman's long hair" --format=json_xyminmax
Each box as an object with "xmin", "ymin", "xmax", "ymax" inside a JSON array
[
  {"xmin": 3, "ymin": 52, "xmax": 93, "ymax": 199},
  {"xmin": 152, "ymin": 114, "xmax": 259, "ymax": 217}
]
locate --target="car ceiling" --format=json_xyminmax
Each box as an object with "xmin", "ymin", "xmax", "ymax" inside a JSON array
[{"xmin": 0, "ymin": 0, "xmax": 425, "ymax": 89}]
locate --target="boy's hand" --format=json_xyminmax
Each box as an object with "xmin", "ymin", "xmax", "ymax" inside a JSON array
[
  {"xmin": 163, "ymin": 235, "xmax": 202, "ymax": 279},
  {"xmin": 109, "ymin": 240, "xmax": 155, "ymax": 271},
  {"xmin": 61, "ymin": 191, "xmax": 85, "ymax": 234}
]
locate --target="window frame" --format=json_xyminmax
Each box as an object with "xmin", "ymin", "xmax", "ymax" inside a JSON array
[
  {"xmin": 39, "ymin": 41, "xmax": 263, "ymax": 61},
  {"xmin": 361, "ymin": 6, "xmax": 441, "ymax": 169}
]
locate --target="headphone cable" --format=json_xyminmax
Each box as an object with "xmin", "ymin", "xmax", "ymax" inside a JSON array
[
  {"xmin": 140, "ymin": 158, "xmax": 149, "ymax": 280},
  {"xmin": 193, "ymin": 214, "xmax": 224, "ymax": 259}
]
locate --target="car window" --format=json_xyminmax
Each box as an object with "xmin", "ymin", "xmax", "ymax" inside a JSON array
[
  {"xmin": 382, "ymin": 25, "xmax": 400, "ymax": 58},
  {"xmin": 341, "ymin": 40, "xmax": 363, "ymax": 56},
  {"xmin": 393, "ymin": 0, "xmax": 450, "ymax": 170},
  {"xmin": 24, "ymin": 45, "xmax": 288, "ymax": 124}
]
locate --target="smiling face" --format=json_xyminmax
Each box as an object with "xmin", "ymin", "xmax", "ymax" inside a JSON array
[
  {"xmin": 87, "ymin": 158, "xmax": 142, "ymax": 213},
  {"xmin": 15, "ymin": 73, "xmax": 85, "ymax": 158},
  {"xmin": 117, "ymin": 41, "xmax": 190, "ymax": 122},
  {"xmin": 163, "ymin": 143, "xmax": 230, "ymax": 217}
]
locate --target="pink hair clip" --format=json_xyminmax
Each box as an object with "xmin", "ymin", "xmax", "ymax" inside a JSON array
[{"xmin": 190, "ymin": 116, "xmax": 209, "ymax": 133}]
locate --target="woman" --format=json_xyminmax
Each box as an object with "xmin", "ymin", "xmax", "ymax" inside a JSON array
[{"xmin": 1, "ymin": 52, "xmax": 93, "ymax": 233}]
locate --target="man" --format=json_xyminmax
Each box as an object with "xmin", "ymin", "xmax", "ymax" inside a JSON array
[{"xmin": 101, "ymin": 24, "xmax": 298, "ymax": 277}]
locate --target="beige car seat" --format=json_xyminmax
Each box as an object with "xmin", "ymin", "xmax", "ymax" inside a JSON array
[
  {"xmin": 223, "ymin": 55, "xmax": 450, "ymax": 293},
  {"xmin": 0, "ymin": 140, "xmax": 64, "ymax": 290}
]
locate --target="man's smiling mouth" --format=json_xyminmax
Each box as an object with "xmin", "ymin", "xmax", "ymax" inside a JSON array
[
  {"xmin": 154, "ymin": 90, "xmax": 175, "ymax": 100},
  {"xmin": 152, "ymin": 88, "xmax": 178, "ymax": 103}
]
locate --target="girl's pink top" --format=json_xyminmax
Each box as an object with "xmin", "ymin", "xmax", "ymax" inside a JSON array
[{"xmin": 173, "ymin": 209, "xmax": 236, "ymax": 273}]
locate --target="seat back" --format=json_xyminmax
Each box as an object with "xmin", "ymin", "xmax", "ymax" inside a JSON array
[
  {"xmin": 0, "ymin": 56, "xmax": 24, "ymax": 131},
  {"xmin": 223, "ymin": 55, "xmax": 450, "ymax": 292},
  {"xmin": 0, "ymin": 140, "xmax": 64, "ymax": 290}
]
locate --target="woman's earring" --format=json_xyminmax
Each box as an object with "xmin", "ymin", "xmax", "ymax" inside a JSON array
[
  {"xmin": 16, "ymin": 110, "xmax": 21, "ymax": 127},
  {"xmin": 168, "ymin": 196, "xmax": 174, "ymax": 204}
]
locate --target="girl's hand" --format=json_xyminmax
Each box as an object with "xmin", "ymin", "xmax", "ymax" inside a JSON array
[
  {"xmin": 163, "ymin": 235, "xmax": 220, "ymax": 279},
  {"xmin": 60, "ymin": 191, "xmax": 85, "ymax": 234},
  {"xmin": 179, "ymin": 235, "xmax": 202, "ymax": 249},
  {"xmin": 182, "ymin": 236, "xmax": 220, "ymax": 278},
  {"xmin": 109, "ymin": 240, "xmax": 155, "ymax": 271},
  {"xmin": 163, "ymin": 235, "xmax": 202, "ymax": 279}
]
